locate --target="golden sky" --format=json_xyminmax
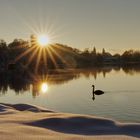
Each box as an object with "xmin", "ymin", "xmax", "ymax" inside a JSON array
[{"xmin": 0, "ymin": 0, "xmax": 140, "ymax": 53}]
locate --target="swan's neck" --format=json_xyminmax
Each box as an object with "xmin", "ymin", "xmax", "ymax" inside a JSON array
[{"xmin": 92, "ymin": 86, "xmax": 95, "ymax": 93}]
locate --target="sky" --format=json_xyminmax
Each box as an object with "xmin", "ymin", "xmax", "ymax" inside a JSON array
[{"xmin": 0, "ymin": 0, "xmax": 140, "ymax": 53}]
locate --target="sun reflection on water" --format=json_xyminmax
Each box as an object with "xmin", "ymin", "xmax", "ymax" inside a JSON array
[{"xmin": 40, "ymin": 82, "xmax": 48, "ymax": 94}]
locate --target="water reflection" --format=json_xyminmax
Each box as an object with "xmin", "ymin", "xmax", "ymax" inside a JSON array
[
  {"xmin": 31, "ymin": 82, "xmax": 48, "ymax": 97},
  {"xmin": 0, "ymin": 66, "xmax": 140, "ymax": 97},
  {"xmin": 92, "ymin": 92, "xmax": 105, "ymax": 102},
  {"xmin": 92, "ymin": 93, "xmax": 95, "ymax": 101},
  {"xmin": 40, "ymin": 83, "xmax": 48, "ymax": 93}
]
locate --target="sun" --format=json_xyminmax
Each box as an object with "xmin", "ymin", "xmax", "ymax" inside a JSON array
[{"xmin": 37, "ymin": 35, "xmax": 50, "ymax": 47}]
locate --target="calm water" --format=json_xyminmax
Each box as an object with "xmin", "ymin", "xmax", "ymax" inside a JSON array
[{"xmin": 0, "ymin": 67, "xmax": 140, "ymax": 123}]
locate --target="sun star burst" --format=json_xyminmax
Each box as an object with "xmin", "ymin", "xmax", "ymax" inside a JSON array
[{"xmin": 37, "ymin": 35, "xmax": 50, "ymax": 47}]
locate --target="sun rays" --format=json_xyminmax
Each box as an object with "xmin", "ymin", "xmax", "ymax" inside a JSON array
[{"xmin": 14, "ymin": 34, "xmax": 73, "ymax": 73}]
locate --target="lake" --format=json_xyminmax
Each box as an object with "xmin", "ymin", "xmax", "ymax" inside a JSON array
[{"xmin": 0, "ymin": 66, "xmax": 140, "ymax": 123}]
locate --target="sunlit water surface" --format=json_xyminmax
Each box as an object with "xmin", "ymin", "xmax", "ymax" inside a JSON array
[{"xmin": 0, "ymin": 68, "xmax": 140, "ymax": 123}]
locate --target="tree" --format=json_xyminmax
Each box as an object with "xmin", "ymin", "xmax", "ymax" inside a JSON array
[
  {"xmin": 91, "ymin": 46, "xmax": 96, "ymax": 55},
  {"xmin": 82, "ymin": 48, "xmax": 90, "ymax": 56},
  {"xmin": 121, "ymin": 50, "xmax": 133, "ymax": 62},
  {"xmin": 102, "ymin": 48, "xmax": 105, "ymax": 54},
  {"xmin": 0, "ymin": 40, "xmax": 7, "ymax": 49},
  {"xmin": 8, "ymin": 39, "xmax": 29, "ymax": 49},
  {"xmin": 0, "ymin": 40, "xmax": 8, "ymax": 68},
  {"xmin": 30, "ymin": 34, "xmax": 37, "ymax": 47}
]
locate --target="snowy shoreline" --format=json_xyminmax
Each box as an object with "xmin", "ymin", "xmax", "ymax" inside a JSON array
[{"xmin": 0, "ymin": 103, "xmax": 140, "ymax": 140}]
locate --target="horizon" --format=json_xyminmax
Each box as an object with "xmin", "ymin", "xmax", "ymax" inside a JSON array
[
  {"xmin": 1, "ymin": 35, "xmax": 140, "ymax": 55},
  {"xmin": 1, "ymin": 0, "xmax": 140, "ymax": 54}
]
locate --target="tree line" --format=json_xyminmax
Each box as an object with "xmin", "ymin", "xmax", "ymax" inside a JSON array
[{"xmin": 0, "ymin": 38, "xmax": 140, "ymax": 72}]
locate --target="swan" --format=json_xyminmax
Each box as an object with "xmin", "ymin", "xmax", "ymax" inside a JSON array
[{"xmin": 92, "ymin": 85, "xmax": 104, "ymax": 95}]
